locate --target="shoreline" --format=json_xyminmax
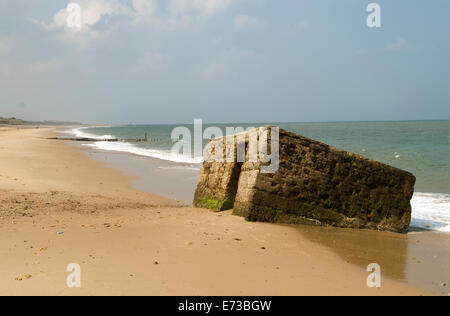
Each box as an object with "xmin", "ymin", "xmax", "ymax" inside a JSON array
[
  {"xmin": 78, "ymin": 143, "xmax": 200, "ymax": 205},
  {"xmin": 0, "ymin": 127, "xmax": 447, "ymax": 295}
]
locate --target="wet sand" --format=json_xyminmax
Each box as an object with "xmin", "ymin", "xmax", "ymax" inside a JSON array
[
  {"xmin": 294, "ymin": 226, "xmax": 449, "ymax": 295},
  {"xmin": 80, "ymin": 144, "xmax": 200, "ymax": 204},
  {"xmin": 0, "ymin": 127, "xmax": 446, "ymax": 296}
]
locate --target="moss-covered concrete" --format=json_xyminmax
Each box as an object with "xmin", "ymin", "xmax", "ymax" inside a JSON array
[
  {"xmin": 194, "ymin": 193, "xmax": 236, "ymax": 212},
  {"xmin": 194, "ymin": 126, "xmax": 416, "ymax": 233}
]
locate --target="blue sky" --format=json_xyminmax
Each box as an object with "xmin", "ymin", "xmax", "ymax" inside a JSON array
[{"xmin": 0, "ymin": 0, "xmax": 449, "ymax": 124}]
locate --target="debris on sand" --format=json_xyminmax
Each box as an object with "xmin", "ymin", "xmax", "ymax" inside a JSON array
[{"xmin": 15, "ymin": 274, "xmax": 32, "ymax": 281}]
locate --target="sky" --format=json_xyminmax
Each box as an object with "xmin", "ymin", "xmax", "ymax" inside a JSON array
[{"xmin": 0, "ymin": 0, "xmax": 449, "ymax": 124}]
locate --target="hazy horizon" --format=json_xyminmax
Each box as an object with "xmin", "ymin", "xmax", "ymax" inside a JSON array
[
  {"xmin": 4, "ymin": 115, "xmax": 450, "ymax": 127},
  {"xmin": 96, "ymin": 118, "xmax": 450, "ymax": 126},
  {"xmin": 1, "ymin": 1, "xmax": 449, "ymax": 124}
]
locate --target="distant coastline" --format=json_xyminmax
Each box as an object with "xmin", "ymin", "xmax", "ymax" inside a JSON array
[
  {"xmin": 0, "ymin": 116, "xmax": 81, "ymax": 126},
  {"xmin": 3, "ymin": 116, "xmax": 447, "ymax": 128}
]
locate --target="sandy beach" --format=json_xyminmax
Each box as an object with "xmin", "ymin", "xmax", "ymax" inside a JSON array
[{"xmin": 0, "ymin": 127, "xmax": 447, "ymax": 296}]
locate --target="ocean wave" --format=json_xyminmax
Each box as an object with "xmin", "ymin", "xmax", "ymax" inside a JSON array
[
  {"xmin": 84, "ymin": 140, "xmax": 203, "ymax": 165},
  {"xmin": 63, "ymin": 127, "xmax": 116, "ymax": 140},
  {"xmin": 411, "ymin": 192, "xmax": 450, "ymax": 233}
]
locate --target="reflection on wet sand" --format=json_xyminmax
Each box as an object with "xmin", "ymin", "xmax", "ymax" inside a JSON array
[
  {"xmin": 405, "ymin": 231, "xmax": 450, "ymax": 296},
  {"xmin": 293, "ymin": 225, "xmax": 450, "ymax": 295}
]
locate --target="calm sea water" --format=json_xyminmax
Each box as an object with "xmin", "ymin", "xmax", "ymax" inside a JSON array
[{"xmin": 65, "ymin": 120, "xmax": 450, "ymax": 232}]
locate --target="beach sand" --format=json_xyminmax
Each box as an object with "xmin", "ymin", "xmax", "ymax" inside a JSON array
[{"xmin": 0, "ymin": 127, "xmax": 447, "ymax": 296}]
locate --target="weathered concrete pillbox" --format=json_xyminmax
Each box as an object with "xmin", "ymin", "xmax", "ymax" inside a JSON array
[{"xmin": 193, "ymin": 126, "xmax": 416, "ymax": 233}]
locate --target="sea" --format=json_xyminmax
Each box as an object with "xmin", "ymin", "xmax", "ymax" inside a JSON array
[{"xmin": 63, "ymin": 120, "xmax": 450, "ymax": 233}]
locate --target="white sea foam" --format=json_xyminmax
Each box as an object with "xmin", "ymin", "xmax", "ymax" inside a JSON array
[
  {"xmin": 65, "ymin": 127, "xmax": 202, "ymax": 165},
  {"xmin": 84, "ymin": 140, "xmax": 203, "ymax": 165},
  {"xmin": 411, "ymin": 193, "xmax": 450, "ymax": 233},
  {"xmin": 63, "ymin": 127, "xmax": 116, "ymax": 140}
]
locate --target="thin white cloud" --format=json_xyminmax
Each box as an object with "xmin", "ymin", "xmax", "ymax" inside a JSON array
[
  {"xmin": 168, "ymin": 0, "xmax": 233, "ymax": 19},
  {"xmin": 0, "ymin": 37, "xmax": 10, "ymax": 55},
  {"xmin": 234, "ymin": 15, "xmax": 260, "ymax": 30},
  {"xmin": 386, "ymin": 38, "xmax": 407, "ymax": 51},
  {"xmin": 50, "ymin": 0, "xmax": 131, "ymax": 30},
  {"xmin": 38, "ymin": 0, "xmax": 131, "ymax": 48},
  {"xmin": 133, "ymin": 0, "xmax": 158, "ymax": 16},
  {"xmin": 130, "ymin": 0, "xmax": 236, "ymax": 29},
  {"xmin": 203, "ymin": 48, "xmax": 264, "ymax": 80},
  {"xmin": 295, "ymin": 20, "xmax": 309, "ymax": 32},
  {"xmin": 203, "ymin": 62, "xmax": 228, "ymax": 79},
  {"xmin": 136, "ymin": 51, "xmax": 168, "ymax": 72},
  {"xmin": 44, "ymin": 0, "xmax": 238, "ymax": 45},
  {"xmin": 28, "ymin": 60, "xmax": 63, "ymax": 74}
]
